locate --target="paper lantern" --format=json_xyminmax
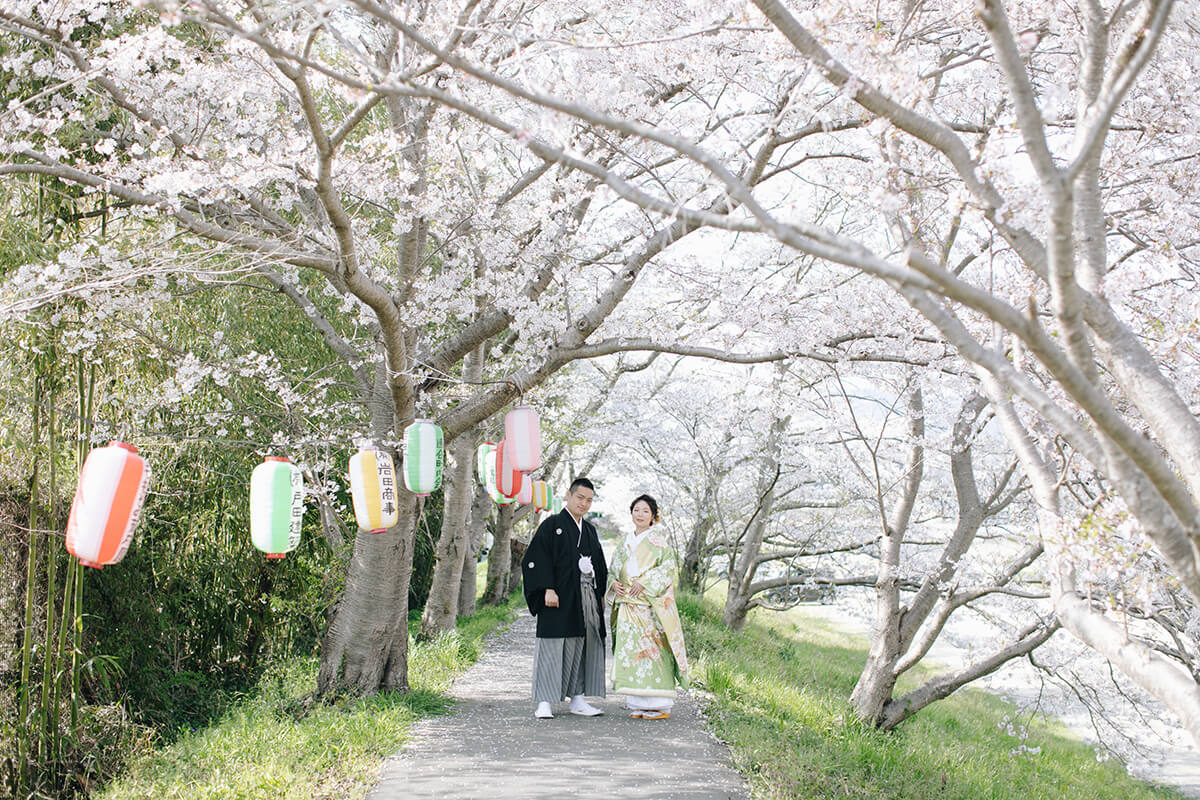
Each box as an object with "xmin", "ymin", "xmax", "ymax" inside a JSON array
[
  {"xmin": 403, "ymin": 420, "xmax": 444, "ymax": 496},
  {"xmin": 504, "ymin": 405, "xmax": 541, "ymax": 473},
  {"xmin": 532, "ymin": 480, "xmax": 550, "ymax": 511},
  {"xmin": 349, "ymin": 448, "xmax": 398, "ymax": 533},
  {"xmin": 484, "ymin": 449, "xmax": 514, "ymax": 505},
  {"xmin": 495, "ymin": 439, "xmax": 524, "ymax": 498},
  {"xmin": 65, "ymin": 442, "xmax": 151, "ymax": 569},
  {"xmin": 551, "ymin": 494, "xmax": 563, "ymax": 514},
  {"xmin": 250, "ymin": 457, "xmax": 303, "ymax": 559},
  {"xmin": 517, "ymin": 479, "xmax": 534, "ymax": 506},
  {"xmin": 483, "ymin": 448, "xmax": 500, "ymax": 496},
  {"xmin": 476, "ymin": 442, "xmax": 496, "ymax": 486}
]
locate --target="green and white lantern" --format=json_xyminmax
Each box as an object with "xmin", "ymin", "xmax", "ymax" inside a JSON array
[
  {"xmin": 250, "ymin": 457, "xmax": 303, "ymax": 559},
  {"xmin": 476, "ymin": 442, "xmax": 495, "ymax": 486},
  {"xmin": 484, "ymin": 448, "xmax": 514, "ymax": 505},
  {"xmin": 403, "ymin": 420, "xmax": 444, "ymax": 496}
]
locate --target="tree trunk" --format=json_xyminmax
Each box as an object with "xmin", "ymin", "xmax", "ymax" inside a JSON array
[
  {"xmin": 420, "ymin": 432, "xmax": 476, "ymax": 638},
  {"xmin": 457, "ymin": 485, "xmax": 491, "ymax": 617},
  {"xmin": 896, "ymin": 393, "xmax": 987, "ymax": 653},
  {"xmin": 721, "ymin": 597, "xmax": 750, "ymax": 632},
  {"xmin": 318, "ymin": 494, "xmax": 420, "ymax": 695},
  {"xmin": 508, "ymin": 537, "xmax": 527, "ymax": 596},
  {"xmin": 457, "ymin": 537, "xmax": 478, "ymax": 618},
  {"xmin": 419, "ymin": 338, "xmax": 483, "ymax": 637},
  {"xmin": 679, "ymin": 526, "xmax": 705, "ymax": 592},
  {"xmin": 723, "ymin": 366, "xmax": 788, "ymax": 630},
  {"xmin": 850, "ymin": 384, "xmax": 924, "ymax": 725},
  {"xmin": 722, "ymin": 491, "xmax": 773, "ymax": 631},
  {"xmin": 482, "ymin": 503, "xmax": 515, "ymax": 605},
  {"xmin": 850, "ymin": 604, "xmax": 903, "ymax": 725},
  {"xmin": 877, "ymin": 620, "xmax": 1058, "ymax": 731},
  {"xmin": 680, "ymin": 491, "xmax": 716, "ymax": 592}
]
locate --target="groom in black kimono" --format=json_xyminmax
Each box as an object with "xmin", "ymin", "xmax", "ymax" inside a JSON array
[{"xmin": 522, "ymin": 477, "xmax": 608, "ymax": 719}]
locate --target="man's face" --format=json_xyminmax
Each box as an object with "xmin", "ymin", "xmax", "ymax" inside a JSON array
[{"xmin": 566, "ymin": 485, "xmax": 594, "ymax": 518}]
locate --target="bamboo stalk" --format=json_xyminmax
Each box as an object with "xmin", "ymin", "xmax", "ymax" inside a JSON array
[
  {"xmin": 49, "ymin": 392, "xmax": 65, "ymax": 773},
  {"xmin": 52, "ymin": 558, "xmax": 76, "ymax": 772},
  {"xmin": 39, "ymin": 390, "xmax": 59, "ymax": 777},
  {"xmin": 16, "ymin": 375, "xmax": 42, "ymax": 791},
  {"xmin": 70, "ymin": 360, "xmax": 93, "ymax": 737},
  {"xmin": 72, "ymin": 562, "xmax": 83, "ymax": 735}
]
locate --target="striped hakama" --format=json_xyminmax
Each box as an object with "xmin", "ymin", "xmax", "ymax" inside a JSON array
[
  {"xmin": 532, "ymin": 633, "xmax": 606, "ymax": 702},
  {"xmin": 532, "ymin": 572, "xmax": 606, "ymax": 702}
]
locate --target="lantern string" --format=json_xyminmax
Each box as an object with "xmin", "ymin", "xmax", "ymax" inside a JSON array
[
  {"xmin": 404, "ymin": 360, "xmax": 525, "ymax": 402},
  {"xmin": 0, "ymin": 519, "xmax": 68, "ymax": 539},
  {"xmin": 0, "ymin": 379, "xmax": 533, "ymax": 456}
]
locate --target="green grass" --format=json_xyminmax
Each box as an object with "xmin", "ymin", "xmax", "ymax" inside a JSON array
[
  {"xmin": 94, "ymin": 586, "xmax": 1185, "ymax": 800},
  {"xmin": 95, "ymin": 596, "xmax": 520, "ymax": 800},
  {"xmin": 677, "ymin": 593, "xmax": 1185, "ymax": 800}
]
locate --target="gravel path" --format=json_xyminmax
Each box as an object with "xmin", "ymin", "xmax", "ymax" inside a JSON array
[{"xmin": 368, "ymin": 613, "xmax": 749, "ymax": 800}]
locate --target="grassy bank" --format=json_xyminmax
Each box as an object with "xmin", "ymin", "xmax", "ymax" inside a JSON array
[
  {"xmin": 677, "ymin": 593, "xmax": 1184, "ymax": 800},
  {"xmin": 95, "ymin": 598, "xmax": 519, "ymax": 800},
  {"xmin": 92, "ymin": 588, "xmax": 1186, "ymax": 800}
]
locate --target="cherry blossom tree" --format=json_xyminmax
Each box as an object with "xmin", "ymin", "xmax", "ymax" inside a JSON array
[
  {"xmin": 307, "ymin": 0, "xmax": 1200, "ymax": 739},
  {"xmin": 6, "ymin": 0, "xmax": 1200, "ymax": 746},
  {"xmin": 589, "ymin": 340, "xmax": 1058, "ymax": 727},
  {"xmin": 832, "ymin": 379, "xmax": 1055, "ymax": 730},
  {"xmin": 0, "ymin": 0, "xmax": 777, "ymax": 694}
]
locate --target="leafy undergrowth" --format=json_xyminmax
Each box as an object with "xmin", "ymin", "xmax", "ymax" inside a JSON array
[
  {"xmin": 95, "ymin": 597, "xmax": 519, "ymax": 800},
  {"xmin": 677, "ymin": 593, "xmax": 1186, "ymax": 800}
]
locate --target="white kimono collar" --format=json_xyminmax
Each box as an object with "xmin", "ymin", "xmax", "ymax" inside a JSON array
[{"xmin": 625, "ymin": 527, "xmax": 653, "ymax": 553}]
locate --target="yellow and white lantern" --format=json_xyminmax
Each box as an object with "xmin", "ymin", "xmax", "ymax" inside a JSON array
[{"xmin": 349, "ymin": 448, "xmax": 399, "ymax": 533}]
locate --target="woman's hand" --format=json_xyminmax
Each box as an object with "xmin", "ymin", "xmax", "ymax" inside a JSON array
[
  {"xmin": 611, "ymin": 580, "xmax": 627, "ymax": 597},
  {"xmin": 629, "ymin": 581, "xmax": 645, "ymax": 598}
]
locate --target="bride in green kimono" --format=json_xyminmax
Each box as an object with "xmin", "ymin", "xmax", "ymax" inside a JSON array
[{"xmin": 606, "ymin": 494, "xmax": 689, "ymax": 720}]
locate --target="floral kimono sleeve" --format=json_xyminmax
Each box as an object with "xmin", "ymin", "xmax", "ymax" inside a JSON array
[
  {"xmin": 605, "ymin": 542, "xmax": 628, "ymax": 604},
  {"xmin": 636, "ymin": 539, "xmax": 674, "ymax": 599},
  {"xmin": 642, "ymin": 534, "xmax": 689, "ymax": 681},
  {"xmin": 606, "ymin": 543, "xmax": 627, "ymax": 639}
]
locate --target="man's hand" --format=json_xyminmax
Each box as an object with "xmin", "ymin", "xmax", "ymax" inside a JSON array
[{"xmin": 545, "ymin": 588, "xmax": 560, "ymax": 608}]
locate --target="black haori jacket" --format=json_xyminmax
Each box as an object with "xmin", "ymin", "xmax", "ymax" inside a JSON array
[{"xmin": 522, "ymin": 508, "xmax": 608, "ymax": 639}]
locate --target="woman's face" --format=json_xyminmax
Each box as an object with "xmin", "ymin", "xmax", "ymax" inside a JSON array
[{"xmin": 631, "ymin": 500, "xmax": 654, "ymax": 529}]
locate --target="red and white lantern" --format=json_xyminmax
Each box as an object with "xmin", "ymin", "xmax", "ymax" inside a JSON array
[
  {"xmin": 66, "ymin": 442, "xmax": 151, "ymax": 569},
  {"xmin": 517, "ymin": 479, "xmax": 534, "ymax": 506},
  {"xmin": 503, "ymin": 405, "xmax": 541, "ymax": 473},
  {"xmin": 495, "ymin": 439, "xmax": 524, "ymax": 499}
]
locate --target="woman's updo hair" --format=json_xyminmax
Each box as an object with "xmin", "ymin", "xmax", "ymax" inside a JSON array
[{"xmin": 630, "ymin": 494, "xmax": 660, "ymax": 524}]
